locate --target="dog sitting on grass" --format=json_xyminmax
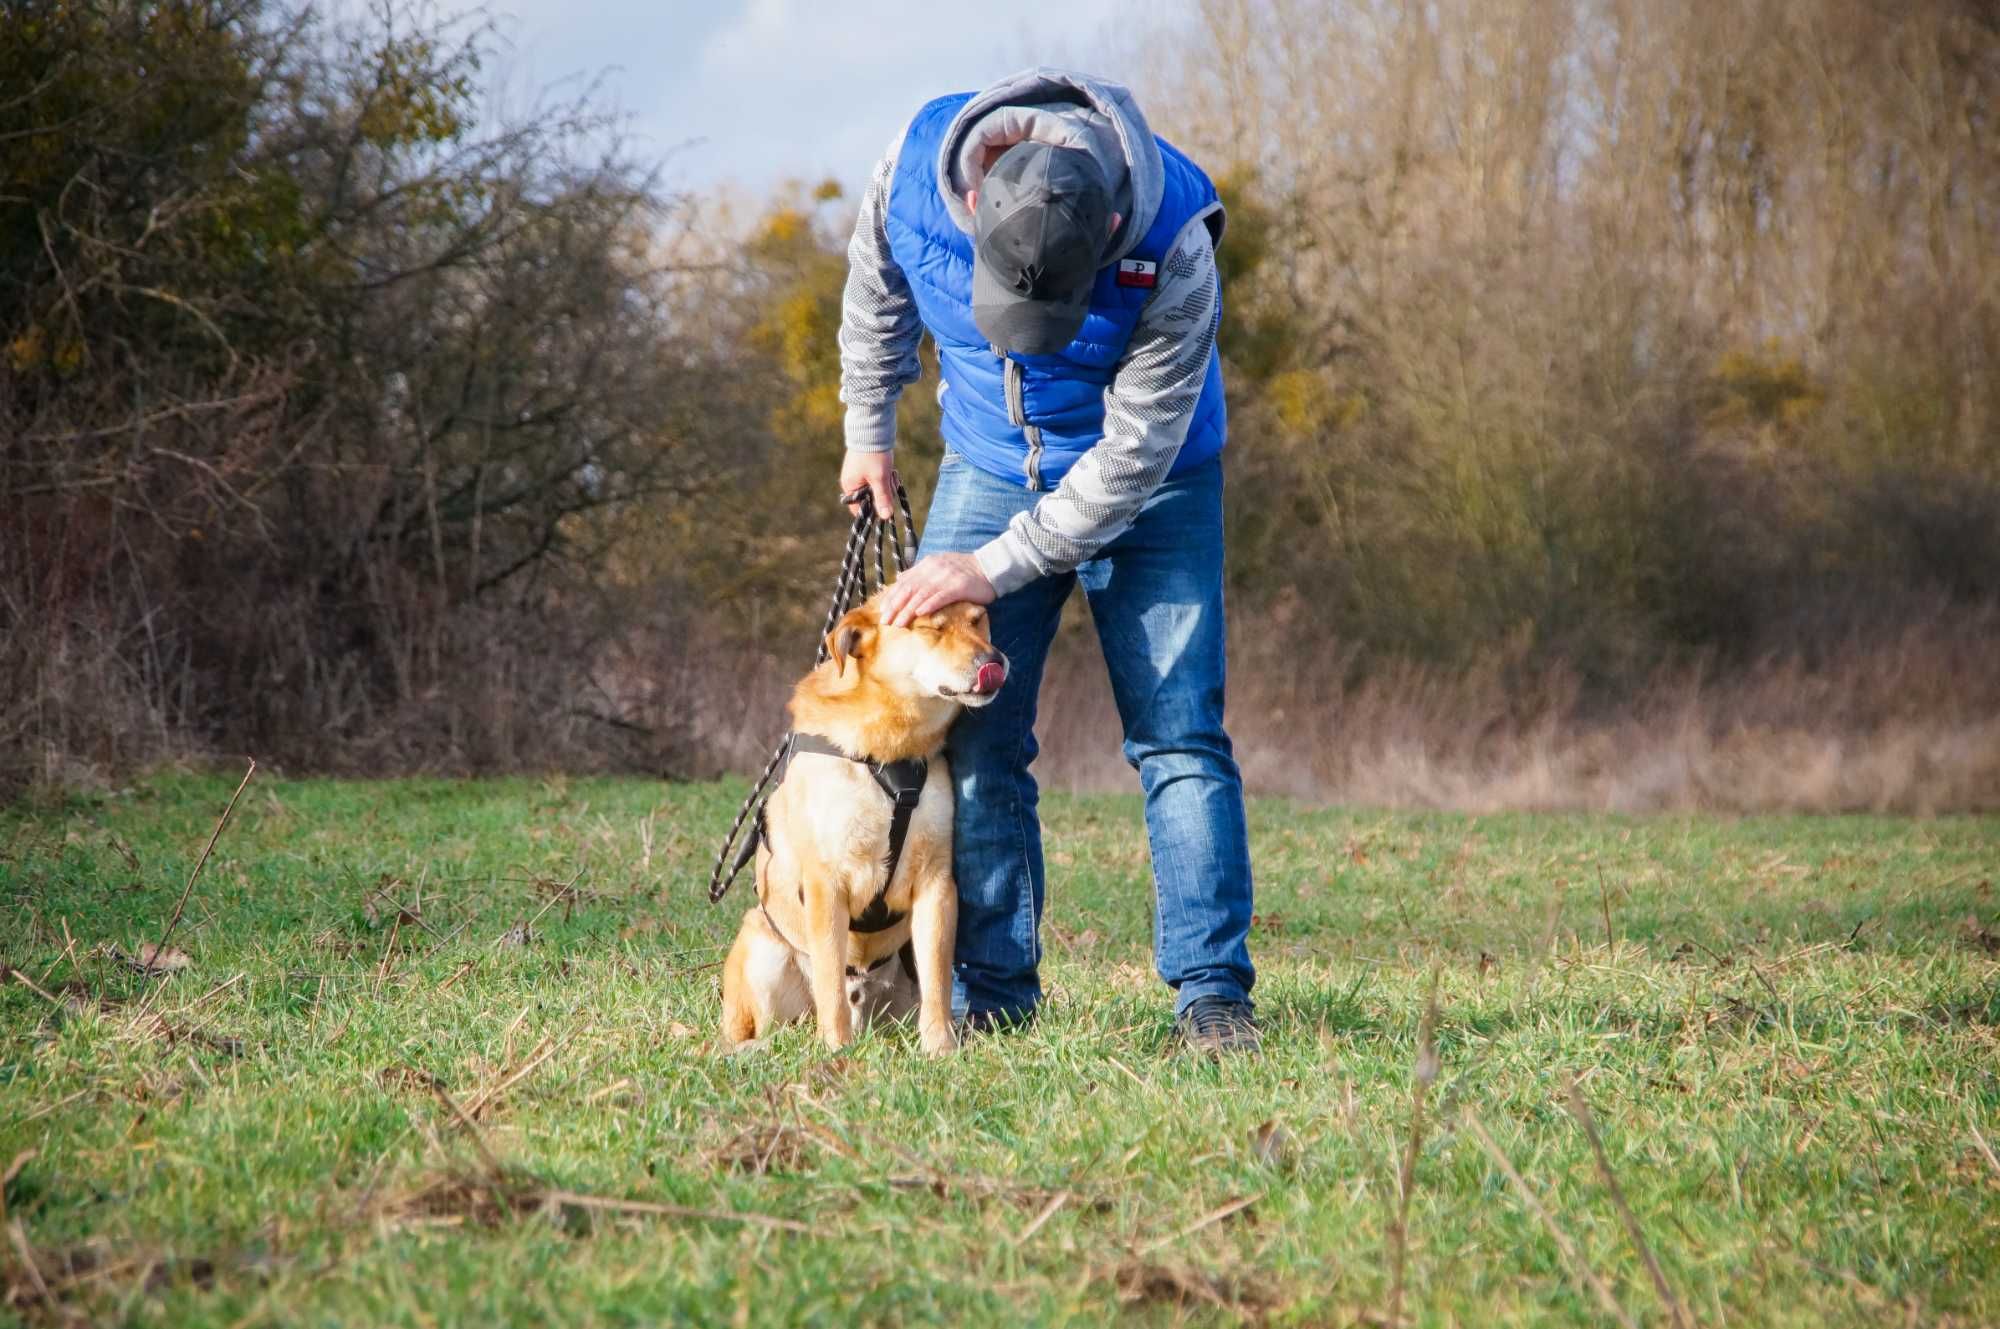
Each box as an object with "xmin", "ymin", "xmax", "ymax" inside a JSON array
[{"xmin": 720, "ymin": 594, "xmax": 1006, "ymax": 1054}]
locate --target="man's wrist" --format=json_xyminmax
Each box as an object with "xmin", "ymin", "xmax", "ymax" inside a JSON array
[
  {"xmin": 973, "ymin": 534, "xmax": 1038, "ymax": 597},
  {"xmin": 843, "ymin": 401, "xmax": 898, "ymax": 453}
]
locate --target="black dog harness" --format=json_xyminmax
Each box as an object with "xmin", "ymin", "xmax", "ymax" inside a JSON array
[{"xmin": 753, "ymin": 732, "xmax": 929, "ymax": 953}]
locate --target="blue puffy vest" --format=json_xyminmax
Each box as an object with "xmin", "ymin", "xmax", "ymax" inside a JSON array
[{"xmin": 884, "ymin": 93, "xmax": 1227, "ymax": 491}]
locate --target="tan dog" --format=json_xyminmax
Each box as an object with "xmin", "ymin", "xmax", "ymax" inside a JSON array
[{"xmin": 720, "ymin": 594, "xmax": 1006, "ymax": 1054}]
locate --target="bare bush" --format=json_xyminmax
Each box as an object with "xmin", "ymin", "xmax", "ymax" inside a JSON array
[{"xmin": 0, "ymin": 2, "xmax": 740, "ymax": 792}]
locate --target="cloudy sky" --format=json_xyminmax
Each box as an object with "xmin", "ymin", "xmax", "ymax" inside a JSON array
[{"xmin": 466, "ymin": 0, "xmax": 1155, "ymax": 196}]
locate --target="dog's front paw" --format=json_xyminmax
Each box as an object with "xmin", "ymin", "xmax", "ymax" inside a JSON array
[
  {"xmin": 819, "ymin": 1024, "xmax": 855, "ymax": 1052},
  {"xmin": 919, "ymin": 1019, "xmax": 959, "ymax": 1056}
]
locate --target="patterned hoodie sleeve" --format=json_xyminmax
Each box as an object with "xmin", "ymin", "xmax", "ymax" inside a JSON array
[
  {"xmin": 838, "ymin": 133, "xmax": 923, "ymax": 453},
  {"xmin": 971, "ymin": 216, "xmax": 1222, "ymax": 596}
]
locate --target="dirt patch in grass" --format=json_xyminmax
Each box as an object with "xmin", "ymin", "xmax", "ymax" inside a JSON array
[
  {"xmin": 366, "ymin": 1166, "xmax": 813, "ymax": 1240},
  {"xmin": 133, "ymin": 1015, "xmax": 247, "ymax": 1060},
  {"xmin": 382, "ymin": 1169, "xmax": 559, "ymax": 1231},
  {"xmin": 1108, "ymin": 1259, "xmax": 1281, "ymax": 1320},
  {"xmin": 3, "ymin": 1235, "xmax": 271, "ymax": 1327},
  {"xmin": 707, "ymin": 1121, "xmax": 825, "ymax": 1176},
  {"xmin": 377, "ymin": 1065, "xmax": 447, "ymax": 1095},
  {"xmin": 1959, "ymin": 914, "xmax": 2000, "ymax": 956}
]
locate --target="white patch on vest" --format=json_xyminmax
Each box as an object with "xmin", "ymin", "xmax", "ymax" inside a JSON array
[{"xmin": 1116, "ymin": 258, "xmax": 1158, "ymax": 288}]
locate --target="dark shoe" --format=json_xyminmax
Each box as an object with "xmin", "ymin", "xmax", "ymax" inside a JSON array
[
  {"xmin": 956, "ymin": 1007, "xmax": 1037, "ymax": 1038},
  {"xmin": 1177, "ymin": 996, "xmax": 1260, "ymax": 1055}
]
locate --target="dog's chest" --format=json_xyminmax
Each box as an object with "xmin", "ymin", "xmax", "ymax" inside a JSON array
[{"xmin": 783, "ymin": 753, "xmax": 952, "ymax": 896}]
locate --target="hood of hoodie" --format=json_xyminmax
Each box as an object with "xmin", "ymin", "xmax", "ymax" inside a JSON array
[{"xmin": 936, "ymin": 67, "xmax": 1164, "ymax": 267}]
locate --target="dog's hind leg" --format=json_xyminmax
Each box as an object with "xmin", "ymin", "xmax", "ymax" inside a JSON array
[
  {"xmin": 720, "ymin": 923, "xmax": 760, "ymax": 1046},
  {"xmin": 848, "ymin": 949, "xmax": 918, "ymax": 1028},
  {"xmin": 721, "ymin": 909, "xmax": 811, "ymax": 1046}
]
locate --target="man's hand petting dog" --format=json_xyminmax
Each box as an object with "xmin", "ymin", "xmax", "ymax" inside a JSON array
[{"xmin": 882, "ymin": 553, "xmax": 995, "ymax": 627}]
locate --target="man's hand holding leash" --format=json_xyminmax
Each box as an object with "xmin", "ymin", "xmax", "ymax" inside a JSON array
[
  {"xmin": 840, "ymin": 449, "xmax": 900, "ymax": 521},
  {"xmin": 844, "ymin": 450, "xmax": 995, "ymax": 627}
]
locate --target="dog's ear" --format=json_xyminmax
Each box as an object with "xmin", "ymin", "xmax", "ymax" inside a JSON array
[{"xmin": 826, "ymin": 605, "xmax": 878, "ymax": 676}]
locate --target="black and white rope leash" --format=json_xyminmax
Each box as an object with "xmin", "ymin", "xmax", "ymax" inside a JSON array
[{"xmin": 705, "ymin": 483, "xmax": 920, "ymax": 904}]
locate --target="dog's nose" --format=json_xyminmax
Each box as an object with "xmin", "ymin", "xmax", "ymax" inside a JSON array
[{"xmin": 973, "ymin": 651, "xmax": 1007, "ymax": 695}]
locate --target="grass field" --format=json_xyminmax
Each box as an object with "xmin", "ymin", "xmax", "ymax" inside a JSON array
[{"xmin": 2, "ymin": 774, "xmax": 1996, "ymax": 1326}]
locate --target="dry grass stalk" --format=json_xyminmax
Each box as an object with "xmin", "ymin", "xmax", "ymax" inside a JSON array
[
  {"xmin": 538, "ymin": 1189, "xmax": 809, "ymax": 1233},
  {"xmin": 40, "ymin": 918, "xmax": 79, "ymax": 985},
  {"xmin": 22, "ymin": 1089, "xmax": 90, "ymax": 1125},
  {"xmin": 636, "ymin": 811, "xmax": 657, "ymax": 874},
  {"xmin": 374, "ymin": 916, "xmax": 402, "ymax": 986},
  {"xmin": 174, "ymin": 972, "xmax": 244, "ymax": 1014},
  {"xmin": 1137, "ymin": 1193, "xmax": 1261, "ymax": 1257},
  {"xmin": 365, "ymin": 880, "xmax": 442, "ymax": 941},
  {"xmin": 1014, "ymin": 1190, "xmax": 1070, "ymax": 1247},
  {"xmin": 501, "ymin": 1003, "xmax": 533, "ymax": 1055},
  {"xmin": 521, "ymin": 867, "xmax": 586, "ymax": 935},
  {"xmin": 585, "ymin": 1078, "xmax": 632, "ymax": 1105},
  {"xmin": 426, "ymin": 1081, "xmax": 505, "ymax": 1181},
  {"xmin": 149, "ymin": 759, "xmax": 255, "ymax": 970},
  {"xmin": 1104, "ymin": 1055, "xmax": 1149, "ymax": 1090},
  {"xmin": 0, "ymin": 1150, "xmax": 35, "ymax": 1226},
  {"xmin": 1968, "ymin": 1108, "xmax": 2000, "ymax": 1182},
  {"xmin": 6, "ymin": 1220, "xmax": 50, "ymax": 1304},
  {"xmin": 1461, "ymin": 1111, "xmax": 1638, "ymax": 1329},
  {"xmin": 1387, "ymin": 966, "xmax": 1443, "ymax": 1325},
  {"xmin": 418, "ymin": 920, "xmax": 472, "ymax": 962},
  {"xmin": 463, "ymin": 1033, "xmax": 562, "ymax": 1120},
  {"xmin": 4, "ymin": 966, "xmax": 64, "ymax": 1010},
  {"xmin": 1565, "ymin": 1076, "xmax": 1689, "ymax": 1329}
]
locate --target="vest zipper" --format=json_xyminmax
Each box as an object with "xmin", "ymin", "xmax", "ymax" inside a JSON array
[{"xmin": 1000, "ymin": 354, "xmax": 1044, "ymax": 491}]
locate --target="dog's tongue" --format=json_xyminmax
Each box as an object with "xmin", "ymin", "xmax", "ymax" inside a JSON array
[{"xmin": 974, "ymin": 661, "xmax": 1007, "ymax": 695}]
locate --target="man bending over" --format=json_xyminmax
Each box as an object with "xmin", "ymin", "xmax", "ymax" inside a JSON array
[{"xmin": 838, "ymin": 68, "xmax": 1257, "ymax": 1054}]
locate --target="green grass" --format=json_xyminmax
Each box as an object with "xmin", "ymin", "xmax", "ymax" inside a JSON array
[{"xmin": 2, "ymin": 775, "xmax": 1996, "ymax": 1326}]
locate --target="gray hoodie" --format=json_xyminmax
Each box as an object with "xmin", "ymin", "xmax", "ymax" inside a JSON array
[{"xmin": 837, "ymin": 68, "xmax": 1223, "ymax": 596}]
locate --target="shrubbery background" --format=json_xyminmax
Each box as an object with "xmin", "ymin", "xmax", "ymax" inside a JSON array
[{"xmin": 5, "ymin": 0, "xmax": 1996, "ymax": 808}]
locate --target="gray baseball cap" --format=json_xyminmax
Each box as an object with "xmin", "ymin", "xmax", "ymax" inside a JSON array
[{"xmin": 972, "ymin": 142, "xmax": 1112, "ymax": 355}]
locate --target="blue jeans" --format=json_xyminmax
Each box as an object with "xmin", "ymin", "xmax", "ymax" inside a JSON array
[{"xmin": 920, "ymin": 452, "xmax": 1256, "ymax": 1021}]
